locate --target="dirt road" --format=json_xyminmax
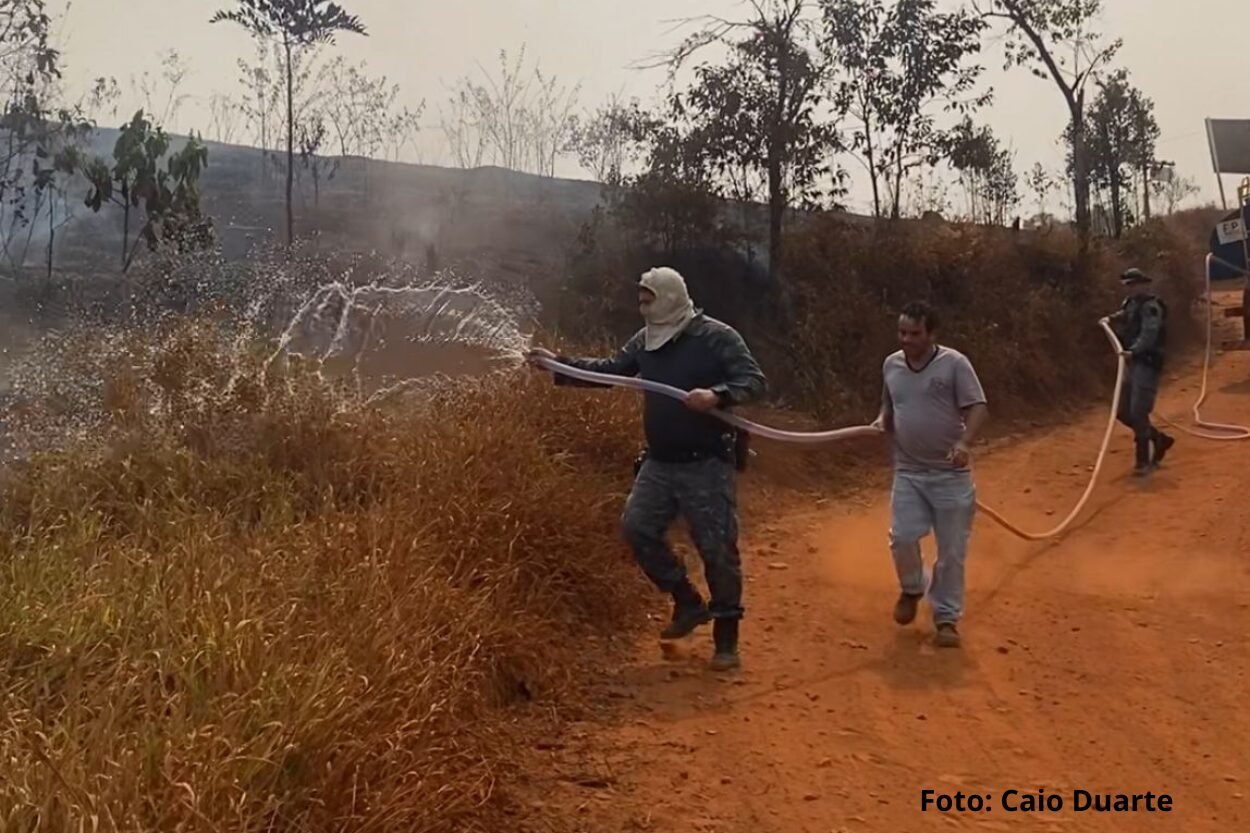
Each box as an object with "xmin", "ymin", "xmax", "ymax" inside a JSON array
[{"xmin": 522, "ymin": 311, "xmax": 1250, "ymax": 832}]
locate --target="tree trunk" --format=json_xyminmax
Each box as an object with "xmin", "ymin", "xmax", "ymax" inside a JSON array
[
  {"xmin": 767, "ymin": 155, "xmax": 783, "ymax": 280},
  {"xmin": 122, "ymin": 199, "xmax": 130, "ymax": 271},
  {"xmin": 862, "ymin": 103, "xmax": 881, "ymax": 218},
  {"xmin": 1110, "ymin": 175, "xmax": 1123, "ymax": 238},
  {"xmin": 46, "ymin": 194, "xmax": 53, "ymax": 284},
  {"xmin": 1141, "ymin": 163, "xmax": 1151, "ymax": 219},
  {"xmin": 890, "ymin": 148, "xmax": 905, "ymax": 220},
  {"xmin": 1070, "ymin": 106, "xmax": 1091, "ymax": 239},
  {"xmin": 284, "ymin": 38, "xmax": 295, "ymax": 249}
]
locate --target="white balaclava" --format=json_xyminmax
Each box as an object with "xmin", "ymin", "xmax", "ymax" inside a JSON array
[{"xmin": 638, "ymin": 266, "xmax": 696, "ymax": 351}]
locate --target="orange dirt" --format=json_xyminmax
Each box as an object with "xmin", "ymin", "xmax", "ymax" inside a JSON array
[{"xmin": 518, "ymin": 297, "xmax": 1250, "ymax": 832}]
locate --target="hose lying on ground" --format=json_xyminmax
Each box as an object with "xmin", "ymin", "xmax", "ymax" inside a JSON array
[
  {"xmin": 534, "ymin": 318, "xmax": 1125, "ymax": 542},
  {"xmin": 1158, "ymin": 253, "xmax": 1250, "ymax": 440}
]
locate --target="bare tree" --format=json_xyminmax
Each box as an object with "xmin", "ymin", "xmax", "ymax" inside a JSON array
[
  {"xmin": 566, "ymin": 95, "xmax": 653, "ymax": 185},
  {"xmin": 1025, "ymin": 161, "xmax": 1056, "ymax": 218},
  {"xmin": 133, "ymin": 49, "xmax": 192, "ymax": 129},
  {"xmin": 438, "ymin": 44, "xmax": 579, "ymax": 176},
  {"xmin": 385, "ymin": 105, "xmax": 425, "ymax": 163},
  {"xmin": 207, "ymin": 92, "xmax": 242, "ymax": 144},
  {"xmin": 439, "ymin": 85, "xmax": 488, "ymax": 169},
  {"xmin": 525, "ymin": 66, "xmax": 580, "ymax": 176},
  {"xmin": 1153, "ymin": 171, "xmax": 1198, "ymax": 215}
]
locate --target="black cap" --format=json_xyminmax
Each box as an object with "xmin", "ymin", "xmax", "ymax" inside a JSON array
[{"xmin": 1120, "ymin": 268, "xmax": 1152, "ymax": 285}]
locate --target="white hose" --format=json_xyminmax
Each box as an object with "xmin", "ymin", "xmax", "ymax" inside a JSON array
[
  {"xmin": 532, "ymin": 358, "xmax": 879, "ymax": 442},
  {"xmin": 1157, "ymin": 253, "xmax": 1250, "ymax": 440},
  {"xmin": 536, "ymin": 316, "xmax": 1125, "ymax": 542}
]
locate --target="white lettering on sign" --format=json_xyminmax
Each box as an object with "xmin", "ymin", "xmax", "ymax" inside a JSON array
[{"xmin": 1217, "ymin": 218, "xmax": 1246, "ymax": 245}]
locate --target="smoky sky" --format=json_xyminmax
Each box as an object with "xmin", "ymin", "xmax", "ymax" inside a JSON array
[{"xmin": 51, "ymin": 0, "xmax": 1250, "ymax": 215}]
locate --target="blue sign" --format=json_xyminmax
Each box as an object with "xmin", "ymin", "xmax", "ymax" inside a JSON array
[{"xmin": 1209, "ymin": 204, "xmax": 1250, "ymax": 281}]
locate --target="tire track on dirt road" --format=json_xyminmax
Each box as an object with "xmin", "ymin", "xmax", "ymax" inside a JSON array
[{"xmin": 522, "ymin": 314, "xmax": 1250, "ymax": 833}]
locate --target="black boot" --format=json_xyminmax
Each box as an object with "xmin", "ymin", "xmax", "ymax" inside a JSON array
[
  {"xmin": 1133, "ymin": 437, "xmax": 1151, "ymax": 477},
  {"xmin": 1152, "ymin": 431, "xmax": 1175, "ymax": 466},
  {"xmin": 710, "ymin": 617, "xmax": 740, "ymax": 671},
  {"xmin": 660, "ymin": 580, "xmax": 712, "ymax": 640}
]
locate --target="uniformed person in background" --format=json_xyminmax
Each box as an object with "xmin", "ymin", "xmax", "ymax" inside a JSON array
[
  {"xmin": 1107, "ymin": 267, "xmax": 1175, "ymax": 477},
  {"xmin": 527, "ymin": 267, "xmax": 767, "ymax": 671}
]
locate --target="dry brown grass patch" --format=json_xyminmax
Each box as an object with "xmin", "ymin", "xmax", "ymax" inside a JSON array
[{"xmin": 0, "ymin": 320, "xmax": 648, "ymax": 832}]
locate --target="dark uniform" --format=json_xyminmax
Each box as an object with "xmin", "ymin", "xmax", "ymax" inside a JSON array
[
  {"xmin": 1109, "ymin": 268, "xmax": 1175, "ymax": 475},
  {"xmin": 551, "ymin": 313, "xmax": 766, "ymax": 668}
]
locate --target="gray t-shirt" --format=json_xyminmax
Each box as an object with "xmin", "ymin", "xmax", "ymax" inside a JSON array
[{"xmin": 882, "ymin": 346, "xmax": 987, "ymax": 472}]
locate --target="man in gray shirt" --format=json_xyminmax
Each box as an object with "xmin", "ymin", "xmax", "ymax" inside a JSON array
[{"xmin": 872, "ymin": 301, "xmax": 988, "ymax": 648}]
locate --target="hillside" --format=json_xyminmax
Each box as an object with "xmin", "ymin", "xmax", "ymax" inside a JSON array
[{"xmin": 11, "ymin": 127, "xmax": 893, "ymax": 301}]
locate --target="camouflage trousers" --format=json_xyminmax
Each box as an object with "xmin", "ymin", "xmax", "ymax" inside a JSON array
[{"xmin": 621, "ymin": 456, "xmax": 744, "ymax": 620}]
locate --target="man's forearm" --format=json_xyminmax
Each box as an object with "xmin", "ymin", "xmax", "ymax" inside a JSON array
[
  {"xmin": 959, "ymin": 403, "xmax": 988, "ymax": 445},
  {"xmin": 552, "ymin": 341, "xmax": 641, "ymax": 388}
]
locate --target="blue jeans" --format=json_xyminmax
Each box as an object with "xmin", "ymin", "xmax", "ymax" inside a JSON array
[{"xmin": 888, "ymin": 469, "xmax": 977, "ymax": 625}]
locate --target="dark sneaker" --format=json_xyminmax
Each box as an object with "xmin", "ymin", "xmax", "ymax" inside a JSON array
[
  {"xmin": 710, "ymin": 618, "xmax": 740, "ymax": 671},
  {"xmin": 894, "ymin": 592, "xmax": 924, "ymax": 625},
  {"xmin": 1152, "ymin": 434, "xmax": 1175, "ymax": 466},
  {"xmin": 1132, "ymin": 464, "xmax": 1152, "ymax": 478},
  {"xmin": 934, "ymin": 622, "xmax": 961, "ymax": 648}
]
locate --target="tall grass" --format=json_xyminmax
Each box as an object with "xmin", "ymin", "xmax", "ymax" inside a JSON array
[
  {"xmin": 564, "ymin": 211, "xmax": 1208, "ymax": 422},
  {"xmin": 783, "ymin": 218, "xmax": 1204, "ymax": 420},
  {"xmin": 0, "ymin": 320, "xmax": 646, "ymax": 832}
]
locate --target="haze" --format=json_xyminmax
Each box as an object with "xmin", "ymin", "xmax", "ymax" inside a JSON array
[{"xmin": 52, "ymin": 0, "xmax": 1249, "ymax": 214}]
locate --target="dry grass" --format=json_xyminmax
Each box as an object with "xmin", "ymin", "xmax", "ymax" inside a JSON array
[
  {"xmin": 0, "ymin": 320, "xmax": 648, "ymax": 832},
  {"xmin": 564, "ymin": 210, "xmax": 1210, "ymax": 428},
  {"xmin": 780, "ymin": 216, "xmax": 1206, "ymax": 422},
  {"xmin": 0, "ymin": 206, "xmax": 1216, "ymax": 832}
]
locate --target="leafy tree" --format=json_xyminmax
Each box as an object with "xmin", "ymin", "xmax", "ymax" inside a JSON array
[
  {"xmin": 824, "ymin": 0, "xmax": 989, "ymax": 219},
  {"xmin": 565, "ymin": 96, "xmax": 653, "ymax": 186},
  {"xmin": 1078, "ymin": 68, "xmax": 1157, "ymax": 237},
  {"xmin": 0, "ymin": 0, "xmax": 100, "ymax": 283},
  {"xmin": 945, "ymin": 117, "xmax": 1019, "ymax": 225},
  {"xmin": 973, "ymin": 0, "xmax": 1120, "ymax": 242},
  {"xmin": 646, "ymin": 0, "xmax": 833, "ymax": 290},
  {"xmin": 211, "ymin": 0, "xmax": 366, "ymax": 248},
  {"xmin": 615, "ymin": 124, "xmax": 722, "ymax": 256},
  {"xmin": 83, "ymin": 110, "xmax": 211, "ymax": 271}
]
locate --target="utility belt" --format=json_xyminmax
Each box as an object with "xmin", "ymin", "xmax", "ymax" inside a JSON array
[{"xmin": 633, "ymin": 430, "xmax": 750, "ymax": 475}]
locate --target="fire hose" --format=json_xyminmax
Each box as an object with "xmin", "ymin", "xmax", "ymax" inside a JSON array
[
  {"xmin": 535, "ymin": 260, "xmax": 1250, "ymax": 542},
  {"xmin": 1158, "ymin": 254, "xmax": 1250, "ymax": 440},
  {"xmin": 534, "ymin": 317, "xmax": 1124, "ymax": 542}
]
